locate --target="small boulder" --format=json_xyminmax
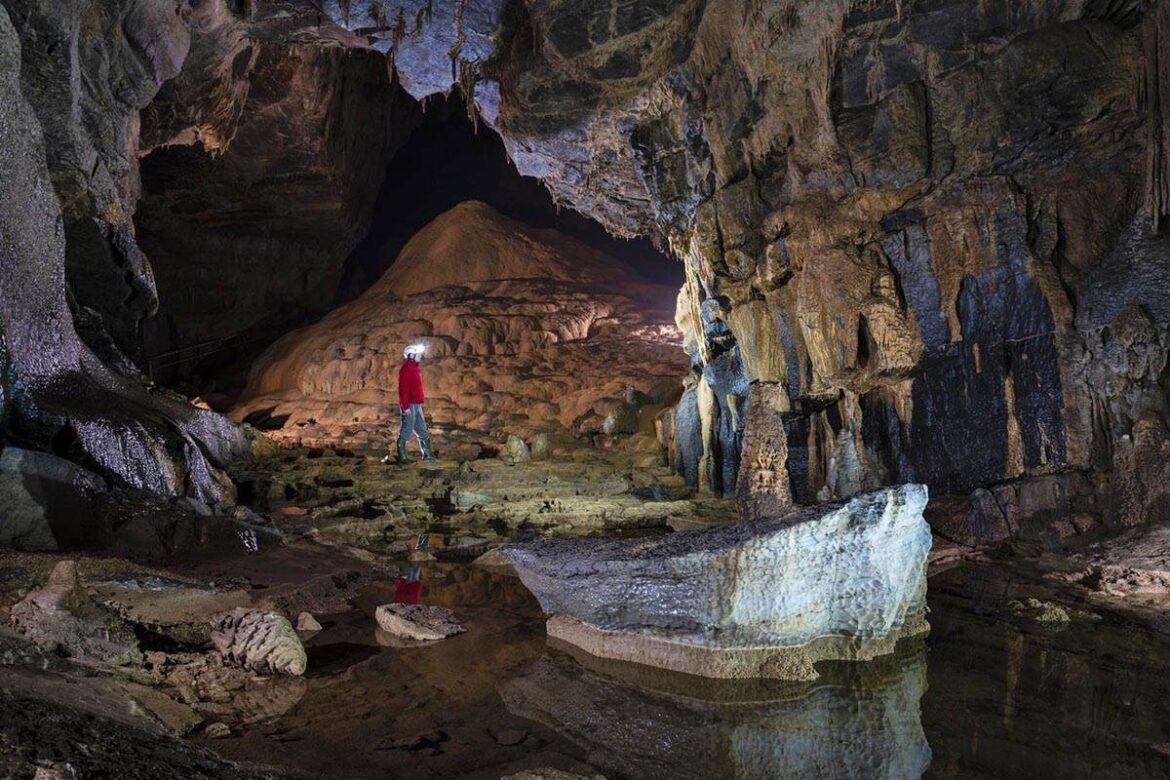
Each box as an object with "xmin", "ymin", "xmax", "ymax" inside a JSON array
[
  {"xmin": 473, "ymin": 547, "xmax": 518, "ymax": 577},
  {"xmin": 501, "ymin": 435, "xmax": 530, "ymax": 464},
  {"xmin": 296, "ymin": 612, "xmax": 322, "ymax": 633},
  {"xmin": 374, "ymin": 604, "xmax": 464, "ymax": 641},
  {"xmin": 211, "ymin": 609, "xmax": 307, "ymax": 676},
  {"xmin": 204, "ymin": 722, "xmax": 232, "ymax": 739}
]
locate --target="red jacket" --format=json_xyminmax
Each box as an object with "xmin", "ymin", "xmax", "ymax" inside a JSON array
[{"xmin": 398, "ymin": 359, "xmax": 425, "ymax": 408}]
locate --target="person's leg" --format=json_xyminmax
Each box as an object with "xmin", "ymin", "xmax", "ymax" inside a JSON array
[
  {"xmin": 396, "ymin": 407, "xmax": 414, "ymax": 463},
  {"xmin": 412, "ymin": 404, "xmax": 435, "ymax": 459}
]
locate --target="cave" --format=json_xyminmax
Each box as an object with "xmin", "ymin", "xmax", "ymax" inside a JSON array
[{"xmin": 1, "ymin": 2, "xmax": 1169, "ymax": 779}]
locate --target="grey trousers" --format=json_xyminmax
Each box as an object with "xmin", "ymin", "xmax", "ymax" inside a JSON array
[{"xmin": 397, "ymin": 403, "xmax": 431, "ymax": 450}]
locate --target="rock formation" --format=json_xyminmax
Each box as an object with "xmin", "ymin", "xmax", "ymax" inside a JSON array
[
  {"xmin": 309, "ymin": 0, "xmax": 1170, "ymax": 529},
  {"xmin": 9, "ymin": 561, "xmax": 144, "ymax": 667},
  {"xmin": 233, "ymin": 201, "xmax": 689, "ymax": 449},
  {"xmin": 210, "ymin": 608, "xmax": 308, "ymax": 676},
  {"xmin": 0, "ymin": 448, "xmax": 106, "ymax": 550},
  {"xmin": 0, "ymin": 1, "xmax": 247, "ymax": 506},
  {"xmin": 1, "ymin": 0, "xmax": 1165, "ymax": 538},
  {"xmin": 135, "ymin": 0, "xmax": 421, "ymax": 372},
  {"xmin": 374, "ymin": 603, "xmax": 465, "ymax": 641},
  {"xmin": 506, "ymin": 484, "xmax": 931, "ymax": 680}
]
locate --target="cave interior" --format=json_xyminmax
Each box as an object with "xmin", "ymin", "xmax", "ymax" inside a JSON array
[{"xmin": 0, "ymin": 1, "xmax": 1169, "ymax": 778}]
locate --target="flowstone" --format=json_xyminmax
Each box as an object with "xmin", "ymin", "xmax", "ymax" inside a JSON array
[{"xmin": 506, "ymin": 485, "xmax": 931, "ymax": 680}]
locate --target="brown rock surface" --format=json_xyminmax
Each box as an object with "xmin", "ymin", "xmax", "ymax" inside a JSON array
[
  {"xmin": 233, "ymin": 201, "xmax": 689, "ymax": 448},
  {"xmin": 309, "ymin": 0, "xmax": 1170, "ymax": 525},
  {"xmin": 9, "ymin": 561, "xmax": 143, "ymax": 668}
]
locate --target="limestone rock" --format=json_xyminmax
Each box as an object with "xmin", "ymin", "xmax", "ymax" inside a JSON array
[
  {"xmin": 0, "ymin": 448, "xmax": 105, "ymax": 550},
  {"xmin": 211, "ymin": 609, "xmax": 307, "ymax": 676},
  {"xmin": 232, "ymin": 202, "xmax": 688, "ymax": 449},
  {"xmin": 136, "ymin": 7, "xmax": 420, "ymax": 369},
  {"xmin": 204, "ymin": 722, "xmax": 231, "ymax": 739},
  {"xmin": 473, "ymin": 547, "xmax": 518, "ymax": 577},
  {"xmin": 0, "ymin": 3, "xmax": 248, "ymax": 506},
  {"xmin": 373, "ymin": 604, "xmax": 465, "ymax": 642},
  {"xmin": 92, "ymin": 580, "xmax": 250, "ymax": 647},
  {"xmin": 734, "ymin": 383, "xmax": 792, "ymax": 522},
  {"xmin": 158, "ymin": 651, "xmax": 307, "ymax": 725},
  {"xmin": 506, "ymin": 485, "xmax": 931, "ymax": 680},
  {"xmin": 9, "ymin": 561, "xmax": 142, "ymax": 667},
  {"xmin": 502, "ymin": 436, "xmax": 531, "ymax": 464},
  {"xmin": 296, "ymin": 612, "xmax": 322, "ymax": 633}
]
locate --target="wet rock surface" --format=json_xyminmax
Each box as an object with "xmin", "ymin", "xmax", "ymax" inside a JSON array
[
  {"xmin": 375, "ymin": 603, "xmax": 465, "ymax": 642},
  {"xmin": 0, "ymin": 2, "xmax": 249, "ymax": 505},
  {"xmin": 507, "ymin": 485, "xmax": 932, "ymax": 679},
  {"xmin": 0, "ymin": 448, "xmax": 105, "ymax": 551}
]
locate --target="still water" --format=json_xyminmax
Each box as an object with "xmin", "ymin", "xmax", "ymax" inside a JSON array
[{"xmin": 205, "ymin": 560, "xmax": 1170, "ymax": 780}]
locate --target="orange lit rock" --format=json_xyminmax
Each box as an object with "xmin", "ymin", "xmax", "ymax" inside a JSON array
[{"xmin": 233, "ymin": 201, "xmax": 690, "ymax": 451}]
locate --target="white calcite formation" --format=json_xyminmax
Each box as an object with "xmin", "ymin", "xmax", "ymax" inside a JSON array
[
  {"xmin": 506, "ymin": 484, "xmax": 931, "ymax": 680},
  {"xmin": 211, "ymin": 609, "xmax": 307, "ymax": 676}
]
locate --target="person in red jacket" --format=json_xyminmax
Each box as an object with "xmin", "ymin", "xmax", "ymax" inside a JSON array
[{"xmin": 394, "ymin": 343, "xmax": 435, "ymax": 464}]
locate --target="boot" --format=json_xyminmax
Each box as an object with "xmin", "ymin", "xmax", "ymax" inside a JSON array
[
  {"xmin": 396, "ymin": 442, "xmax": 412, "ymax": 465},
  {"xmin": 420, "ymin": 440, "xmax": 437, "ymax": 461}
]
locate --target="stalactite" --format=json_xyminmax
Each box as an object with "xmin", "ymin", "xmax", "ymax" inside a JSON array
[{"xmin": 1142, "ymin": 0, "xmax": 1170, "ymax": 231}]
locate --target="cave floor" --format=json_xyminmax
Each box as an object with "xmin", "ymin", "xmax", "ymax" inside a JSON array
[{"xmin": 2, "ymin": 450, "xmax": 1169, "ymax": 779}]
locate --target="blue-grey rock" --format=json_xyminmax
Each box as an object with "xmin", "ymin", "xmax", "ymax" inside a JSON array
[{"xmin": 507, "ymin": 485, "xmax": 931, "ymax": 680}]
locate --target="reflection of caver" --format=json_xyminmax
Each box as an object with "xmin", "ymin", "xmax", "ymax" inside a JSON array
[{"xmin": 392, "ymin": 344, "xmax": 436, "ymax": 464}]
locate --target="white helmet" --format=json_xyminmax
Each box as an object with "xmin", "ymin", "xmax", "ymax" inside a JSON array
[{"xmin": 403, "ymin": 343, "xmax": 426, "ymax": 360}]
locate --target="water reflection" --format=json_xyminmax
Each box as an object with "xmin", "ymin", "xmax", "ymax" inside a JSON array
[
  {"xmin": 500, "ymin": 643, "xmax": 932, "ymax": 780},
  {"xmin": 205, "ymin": 560, "xmax": 1170, "ymax": 780},
  {"xmin": 921, "ymin": 566, "xmax": 1170, "ymax": 779}
]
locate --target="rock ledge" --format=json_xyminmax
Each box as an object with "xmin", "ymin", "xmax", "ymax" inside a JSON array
[{"xmin": 507, "ymin": 485, "xmax": 931, "ymax": 680}]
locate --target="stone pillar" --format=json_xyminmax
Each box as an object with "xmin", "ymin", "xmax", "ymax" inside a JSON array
[{"xmin": 736, "ymin": 381, "xmax": 793, "ymax": 523}]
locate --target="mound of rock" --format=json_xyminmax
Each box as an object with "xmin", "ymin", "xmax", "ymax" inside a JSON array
[
  {"xmin": 232, "ymin": 201, "xmax": 688, "ymax": 449},
  {"xmin": 506, "ymin": 485, "xmax": 931, "ymax": 680},
  {"xmin": 0, "ymin": 448, "xmax": 106, "ymax": 551},
  {"xmin": 211, "ymin": 609, "xmax": 307, "ymax": 676}
]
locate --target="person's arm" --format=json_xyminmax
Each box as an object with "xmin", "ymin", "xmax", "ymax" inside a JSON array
[{"xmin": 398, "ymin": 365, "xmax": 410, "ymax": 413}]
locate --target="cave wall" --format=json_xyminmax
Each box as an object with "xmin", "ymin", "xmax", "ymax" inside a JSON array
[
  {"xmin": 0, "ymin": 0, "xmax": 247, "ymax": 505},
  {"xmin": 317, "ymin": 0, "xmax": 1170, "ymax": 523},
  {"xmin": 2, "ymin": 0, "xmax": 1168, "ymax": 524},
  {"xmin": 135, "ymin": 0, "xmax": 420, "ymax": 380}
]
